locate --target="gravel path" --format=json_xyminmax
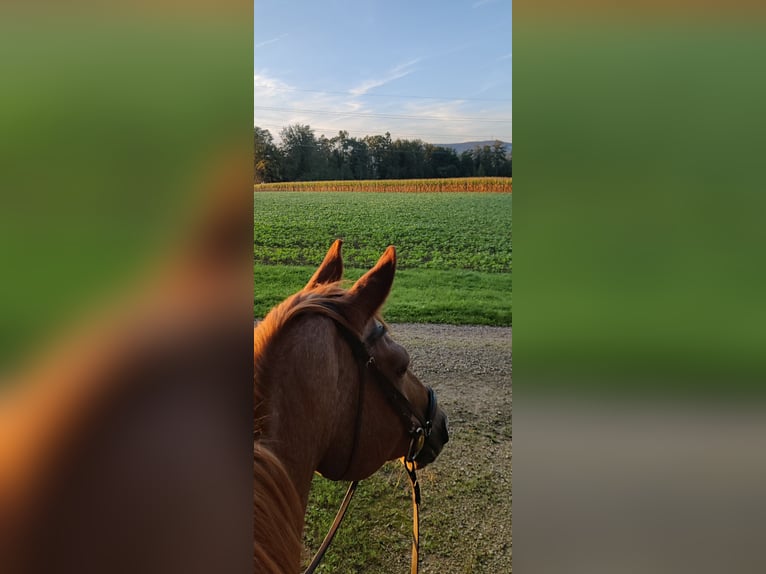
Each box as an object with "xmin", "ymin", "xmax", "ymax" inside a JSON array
[{"xmin": 388, "ymin": 323, "xmax": 512, "ymax": 573}]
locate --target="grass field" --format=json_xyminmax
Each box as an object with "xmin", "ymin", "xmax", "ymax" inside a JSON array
[
  {"xmin": 254, "ymin": 191, "xmax": 512, "ymax": 325},
  {"xmin": 304, "ymin": 449, "xmax": 505, "ymax": 572},
  {"xmin": 302, "ymin": 463, "xmax": 413, "ymax": 571}
]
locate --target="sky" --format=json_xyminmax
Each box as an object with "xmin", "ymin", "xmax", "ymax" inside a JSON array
[{"xmin": 254, "ymin": 0, "xmax": 512, "ymax": 144}]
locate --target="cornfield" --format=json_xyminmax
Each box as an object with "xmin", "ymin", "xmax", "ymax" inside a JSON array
[{"xmin": 254, "ymin": 177, "xmax": 511, "ymax": 193}]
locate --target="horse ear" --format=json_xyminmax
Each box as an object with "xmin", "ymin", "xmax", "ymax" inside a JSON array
[
  {"xmin": 305, "ymin": 239, "xmax": 344, "ymax": 290},
  {"xmin": 345, "ymin": 245, "xmax": 396, "ymax": 325}
]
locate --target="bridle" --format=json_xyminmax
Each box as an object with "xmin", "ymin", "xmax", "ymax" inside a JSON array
[
  {"xmin": 339, "ymin": 318, "xmax": 437, "ymax": 465},
  {"xmin": 303, "ymin": 311, "xmax": 437, "ymax": 574}
]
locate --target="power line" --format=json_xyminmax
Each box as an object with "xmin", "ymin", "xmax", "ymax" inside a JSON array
[
  {"xmin": 254, "ymin": 105, "xmax": 512, "ymax": 123},
  {"xmin": 256, "ymin": 85, "xmax": 512, "ymax": 103},
  {"xmin": 255, "ymin": 123, "xmax": 508, "ymax": 142}
]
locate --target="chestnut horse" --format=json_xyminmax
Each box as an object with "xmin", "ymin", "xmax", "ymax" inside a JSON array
[{"xmin": 254, "ymin": 240, "xmax": 449, "ymax": 573}]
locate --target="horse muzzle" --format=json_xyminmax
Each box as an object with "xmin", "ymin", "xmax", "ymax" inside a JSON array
[{"xmin": 413, "ymin": 408, "xmax": 449, "ymax": 469}]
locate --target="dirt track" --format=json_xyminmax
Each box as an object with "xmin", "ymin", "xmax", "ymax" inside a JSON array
[{"xmin": 389, "ymin": 323, "xmax": 512, "ymax": 573}]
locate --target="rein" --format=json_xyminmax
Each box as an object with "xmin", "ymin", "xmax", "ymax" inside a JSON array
[{"xmin": 303, "ymin": 313, "xmax": 436, "ymax": 574}]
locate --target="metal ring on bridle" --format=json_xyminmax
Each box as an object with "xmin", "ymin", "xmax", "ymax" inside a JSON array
[{"xmin": 407, "ymin": 427, "xmax": 426, "ymax": 462}]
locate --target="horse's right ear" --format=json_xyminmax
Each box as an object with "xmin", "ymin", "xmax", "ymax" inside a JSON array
[
  {"xmin": 305, "ymin": 239, "xmax": 344, "ymax": 290},
  {"xmin": 345, "ymin": 245, "xmax": 396, "ymax": 326}
]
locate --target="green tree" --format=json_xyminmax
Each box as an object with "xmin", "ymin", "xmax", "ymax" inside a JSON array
[
  {"xmin": 476, "ymin": 145, "xmax": 495, "ymax": 176},
  {"xmin": 391, "ymin": 138, "xmax": 426, "ymax": 179},
  {"xmin": 364, "ymin": 132, "xmax": 392, "ymax": 179},
  {"xmin": 279, "ymin": 124, "xmax": 318, "ymax": 181},
  {"xmin": 253, "ymin": 126, "xmax": 282, "ymax": 183},
  {"xmin": 262, "ymin": 124, "xmax": 510, "ymax": 182},
  {"xmin": 492, "ymin": 140, "xmax": 512, "ymax": 177},
  {"xmin": 313, "ymin": 135, "xmax": 334, "ymax": 180},
  {"xmin": 347, "ymin": 136, "xmax": 369, "ymax": 180},
  {"xmin": 330, "ymin": 130, "xmax": 351, "ymax": 179},
  {"xmin": 425, "ymin": 144, "xmax": 460, "ymax": 178},
  {"xmin": 459, "ymin": 150, "xmax": 475, "ymax": 177}
]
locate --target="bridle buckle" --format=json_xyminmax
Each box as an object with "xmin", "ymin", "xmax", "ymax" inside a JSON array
[{"xmin": 406, "ymin": 427, "xmax": 426, "ymax": 462}]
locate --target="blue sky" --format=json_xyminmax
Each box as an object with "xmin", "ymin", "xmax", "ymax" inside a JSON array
[{"xmin": 254, "ymin": 0, "xmax": 512, "ymax": 144}]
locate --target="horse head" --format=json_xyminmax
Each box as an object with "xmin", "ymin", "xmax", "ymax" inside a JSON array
[{"xmin": 254, "ymin": 239, "xmax": 448, "ymax": 494}]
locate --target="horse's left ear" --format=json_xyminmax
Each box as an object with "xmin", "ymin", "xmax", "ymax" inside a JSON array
[
  {"xmin": 345, "ymin": 246, "xmax": 396, "ymax": 326},
  {"xmin": 305, "ymin": 239, "xmax": 344, "ymax": 290}
]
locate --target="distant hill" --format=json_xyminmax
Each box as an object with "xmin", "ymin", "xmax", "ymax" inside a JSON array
[{"xmin": 434, "ymin": 140, "xmax": 512, "ymax": 156}]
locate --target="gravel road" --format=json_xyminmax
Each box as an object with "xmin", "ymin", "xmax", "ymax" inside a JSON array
[{"xmin": 388, "ymin": 323, "xmax": 512, "ymax": 573}]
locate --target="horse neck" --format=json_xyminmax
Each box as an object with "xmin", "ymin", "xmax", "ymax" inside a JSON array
[{"xmin": 255, "ymin": 314, "xmax": 355, "ymax": 511}]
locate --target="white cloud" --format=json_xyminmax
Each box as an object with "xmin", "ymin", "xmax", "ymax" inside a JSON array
[
  {"xmin": 349, "ymin": 58, "xmax": 421, "ymax": 96},
  {"xmin": 254, "ymin": 72, "xmax": 292, "ymax": 98},
  {"xmin": 254, "ymin": 34, "xmax": 286, "ymax": 49},
  {"xmin": 253, "ymin": 70, "xmax": 512, "ymax": 143}
]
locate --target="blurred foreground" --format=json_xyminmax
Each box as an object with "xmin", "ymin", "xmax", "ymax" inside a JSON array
[
  {"xmin": 0, "ymin": 3, "xmax": 252, "ymax": 573},
  {"xmin": 515, "ymin": 2, "xmax": 766, "ymax": 573}
]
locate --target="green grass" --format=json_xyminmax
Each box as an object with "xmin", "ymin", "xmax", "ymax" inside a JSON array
[
  {"xmin": 303, "ymin": 463, "xmax": 413, "ymax": 572},
  {"xmin": 254, "ymin": 192, "xmax": 511, "ymax": 272},
  {"xmin": 254, "ymin": 265, "xmax": 511, "ymax": 325},
  {"xmin": 303, "ymin": 461, "xmax": 502, "ymax": 572},
  {"xmin": 254, "ymin": 191, "xmax": 512, "ymax": 325},
  {"xmin": 303, "ymin": 428, "xmax": 512, "ymax": 572}
]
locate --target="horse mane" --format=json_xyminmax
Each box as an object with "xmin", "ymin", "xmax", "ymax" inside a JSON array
[
  {"xmin": 253, "ymin": 442, "xmax": 304, "ymax": 574},
  {"xmin": 253, "ymin": 280, "xmax": 388, "ymax": 407},
  {"xmin": 252, "ymin": 282, "xmax": 370, "ymax": 569},
  {"xmin": 254, "ymin": 283, "xmax": 362, "ymax": 423}
]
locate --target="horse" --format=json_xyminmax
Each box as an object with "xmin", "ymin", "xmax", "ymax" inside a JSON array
[{"xmin": 253, "ymin": 240, "xmax": 450, "ymax": 573}]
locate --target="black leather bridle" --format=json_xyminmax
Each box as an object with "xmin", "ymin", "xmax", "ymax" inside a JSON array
[
  {"xmin": 303, "ymin": 312, "xmax": 437, "ymax": 574},
  {"xmin": 338, "ymin": 318, "xmax": 437, "ymax": 465}
]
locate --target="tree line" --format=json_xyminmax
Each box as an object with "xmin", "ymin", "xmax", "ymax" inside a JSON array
[{"xmin": 254, "ymin": 124, "xmax": 512, "ymax": 183}]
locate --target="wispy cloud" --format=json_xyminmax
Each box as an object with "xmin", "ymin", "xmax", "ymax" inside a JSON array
[
  {"xmin": 395, "ymin": 99, "xmax": 512, "ymax": 143},
  {"xmin": 254, "ymin": 34, "xmax": 287, "ymax": 49},
  {"xmin": 472, "ymin": 0, "xmax": 498, "ymax": 7},
  {"xmin": 349, "ymin": 58, "xmax": 422, "ymax": 96},
  {"xmin": 498, "ymin": 52, "xmax": 512, "ymax": 61},
  {"xmin": 253, "ymin": 69, "xmax": 512, "ymax": 143},
  {"xmin": 254, "ymin": 71, "xmax": 292, "ymax": 98}
]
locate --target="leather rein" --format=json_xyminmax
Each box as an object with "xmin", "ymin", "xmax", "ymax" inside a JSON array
[{"xmin": 304, "ymin": 313, "xmax": 437, "ymax": 574}]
